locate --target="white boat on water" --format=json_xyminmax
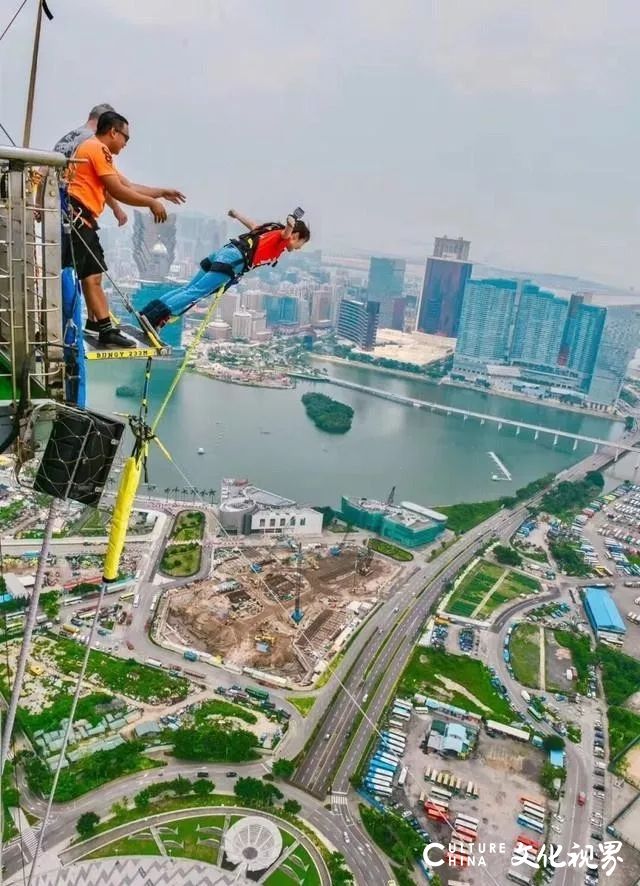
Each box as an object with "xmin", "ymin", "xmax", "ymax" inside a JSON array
[{"xmin": 197, "ymin": 447, "xmax": 205, "ymax": 455}]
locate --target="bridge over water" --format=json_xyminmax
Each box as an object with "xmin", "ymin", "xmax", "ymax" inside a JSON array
[{"xmin": 323, "ymin": 376, "xmax": 639, "ymax": 456}]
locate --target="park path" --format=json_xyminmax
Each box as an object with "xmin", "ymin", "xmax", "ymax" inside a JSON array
[
  {"xmin": 471, "ymin": 569, "xmax": 508, "ymax": 619},
  {"xmin": 539, "ymin": 626, "xmax": 546, "ymax": 690}
]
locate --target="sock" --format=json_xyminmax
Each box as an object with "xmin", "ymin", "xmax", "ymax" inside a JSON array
[{"xmin": 97, "ymin": 317, "xmax": 112, "ymax": 332}]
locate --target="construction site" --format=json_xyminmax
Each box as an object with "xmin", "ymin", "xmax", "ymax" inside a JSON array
[{"xmin": 159, "ymin": 538, "xmax": 404, "ymax": 685}]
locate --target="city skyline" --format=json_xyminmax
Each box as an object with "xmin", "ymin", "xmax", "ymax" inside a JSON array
[{"xmin": 3, "ymin": 1, "xmax": 640, "ymax": 288}]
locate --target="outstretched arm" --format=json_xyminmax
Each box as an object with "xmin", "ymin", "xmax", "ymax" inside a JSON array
[
  {"xmin": 118, "ymin": 173, "xmax": 185, "ymax": 204},
  {"xmin": 101, "ymin": 173, "xmax": 168, "ymax": 223},
  {"xmin": 228, "ymin": 208, "xmax": 258, "ymax": 231}
]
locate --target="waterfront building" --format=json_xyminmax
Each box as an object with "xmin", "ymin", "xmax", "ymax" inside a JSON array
[
  {"xmin": 337, "ymin": 298, "xmax": 380, "ymax": 350},
  {"xmin": 219, "ymin": 478, "xmax": 323, "ymax": 536},
  {"xmin": 417, "ymin": 256, "xmax": 473, "ymax": 337},
  {"xmin": 340, "ymin": 496, "xmax": 447, "ymax": 547},
  {"xmin": 367, "ymin": 257, "xmax": 406, "ymax": 329},
  {"xmin": 220, "ymin": 291, "xmax": 241, "ymax": 324},
  {"xmin": 249, "ymin": 310, "xmax": 267, "ymax": 338},
  {"xmin": 453, "ymin": 279, "xmax": 635, "ymax": 406},
  {"xmin": 231, "ymin": 310, "xmax": 253, "ymax": 340},
  {"xmin": 205, "ymin": 319, "xmax": 231, "ymax": 341},
  {"xmin": 453, "ymin": 278, "xmax": 517, "ymax": 376},
  {"xmin": 588, "ymin": 306, "xmax": 640, "ymax": 407},
  {"xmin": 417, "ymin": 235, "xmax": 472, "ymax": 337},
  {"xmin": 510, "ymin": 286, "xmax": 569, "ymax": 368},
  {"xmin": 264, "ymin": 294, "xmax": 299, "ymax": 327}
]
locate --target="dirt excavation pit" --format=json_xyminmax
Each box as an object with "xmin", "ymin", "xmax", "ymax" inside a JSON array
[{"xmin": 162, "ymin": 545, "xmax": 400, "ymax": 679}]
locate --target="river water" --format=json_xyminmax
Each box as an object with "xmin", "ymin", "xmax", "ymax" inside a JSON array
[{"xmin": 86, "ymin": 360, "xmax": 622, "ymax": 509}]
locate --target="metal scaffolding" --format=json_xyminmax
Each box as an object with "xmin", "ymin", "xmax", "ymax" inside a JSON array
[{"xmin": 0, "ymin": 145, "xmax": 67, "ymax": 449}]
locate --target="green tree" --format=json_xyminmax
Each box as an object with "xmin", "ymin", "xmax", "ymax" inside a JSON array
[
  {"xmin": 76, "ymin": 811, "xmax": 100, "ymax": 839},
  {"xmin": 283, "ymin": 798, "xmax": 301, "ymax": 815},
  {"xmin": 192, "ymin": 778, "xmax": 215, "ymax": 797},
  {"xmin": 327, "ymin": 852, "xmax": 354, "ymax": 884},
  {"xmin": 543, "ymin": 735, "xmax": 565, "ymax": 752},
  {"xmin": 493, "ymin": 544, "xmax": 523, "ymax": 567},
  {"xmin": 272, "ymin": 758, "xmax": 296, "ymax": 779},
  {"xmin": 585, "ymin": 470, "xmax": 604, "ymax": 489},
  {"xmin": 233, "ymin": 777, "xmax": 283, "ymax": 807},
  {"xmin": 134, "ymin": 789, "xmax": 151, "ymax": 810},
  {"xmin": 40, "ymin": 590, "xmax": 60, "ymax": 620},
  {"xmin": 172, "ymin": 776, "xmax": 192, "ymax": 796}
]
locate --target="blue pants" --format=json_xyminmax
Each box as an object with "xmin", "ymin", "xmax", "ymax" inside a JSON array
[{"xmin": 160, "ymin": 243, "xmax": 246, "ymax": 316}]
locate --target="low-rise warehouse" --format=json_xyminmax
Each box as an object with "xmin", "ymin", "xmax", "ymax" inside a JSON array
[
  {"xmin": 341, "ymin": 496, "xmax": 447, "ymax": 547},
  {"xmin": 583, "ymin": 586, "xmax": 626, "ymax": 639}
]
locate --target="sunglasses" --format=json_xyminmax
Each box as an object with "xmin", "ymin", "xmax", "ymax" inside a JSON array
[{"xmin": 114, "ymin": 129, "xmax": 130, "ymax": 144}]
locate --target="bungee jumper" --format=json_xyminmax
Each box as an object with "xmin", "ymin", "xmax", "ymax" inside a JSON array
[
  {"xmin": 139, "ymin": 207, "xmax": 310, "ymax": 329},
  {"xmin": 62, "ymin": 110, "xmax": 185, "ymax": 349}
]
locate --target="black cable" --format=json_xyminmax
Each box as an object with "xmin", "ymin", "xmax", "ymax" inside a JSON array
[
  {"xmin": 0, "ymin": 122, "xmax": 16, "ymax": 146},
  {"xmin": 0, "ymin": 0, "xmax": 29, "ymax": 44}
]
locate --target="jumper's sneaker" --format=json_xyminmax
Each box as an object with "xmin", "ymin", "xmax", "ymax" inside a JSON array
[
  {"xmin": 98, "ymin": 327, "xmax": 135, "ymax": 348},
  {"xmin": 84, "ymin": 319, "xmax": 100, "ymax": 336}
]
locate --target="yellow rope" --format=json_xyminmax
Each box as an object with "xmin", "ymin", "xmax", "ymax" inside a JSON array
[{"xmin": 150, "ymin": 286, "xmax": 227, "ymax": 435}]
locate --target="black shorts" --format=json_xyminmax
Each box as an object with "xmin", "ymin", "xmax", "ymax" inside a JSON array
[{"xmin": 61, "ymin": 219, "xmax": 107, "ymax": 280}]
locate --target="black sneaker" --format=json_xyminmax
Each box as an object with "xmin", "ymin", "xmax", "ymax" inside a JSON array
[
  {"xmin": 84, "ymin": 319, "xmax": 100, "ymax": 335},
  {"xmin": 98, "ymin": 328, "xmax": 135, "ymax": 348}
]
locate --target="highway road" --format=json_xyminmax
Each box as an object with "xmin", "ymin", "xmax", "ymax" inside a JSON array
[{"xmin": 4, "ymin": 760, "xmax": 390, "ymax": 886}]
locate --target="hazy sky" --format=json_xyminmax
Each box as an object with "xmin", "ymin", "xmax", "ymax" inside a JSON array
[{"xmin": 2, "ymin": 0, "xmax": 640, "ymax": 287}]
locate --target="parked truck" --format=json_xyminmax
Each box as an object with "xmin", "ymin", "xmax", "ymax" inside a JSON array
[
  {"xmin": 184, "ymin": 649, "xmax": 199, "ymax": 661},
  {"xmin": 521, "ymin": 689, "xmax": 532, "ymax": 704}
]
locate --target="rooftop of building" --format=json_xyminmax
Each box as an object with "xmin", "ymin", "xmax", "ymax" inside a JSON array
[
  {"xmin": 220, "ymin": 478, "xmax": 297, "ymax": 511},
  {"xmin": 583, "ymin": 587, "xmax": 626, "ymax": 633},
  {"xmin": 343, "ymin": 496, "xmax": 447, "ymax": 530},
  {"xmin": 28, "ymin": 857, "xmax": 251, "ymax": 886}
]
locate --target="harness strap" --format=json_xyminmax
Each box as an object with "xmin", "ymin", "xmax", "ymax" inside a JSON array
[{"xmin": 199, "ymin": 258, "xmax": 241, "ymax": 283}]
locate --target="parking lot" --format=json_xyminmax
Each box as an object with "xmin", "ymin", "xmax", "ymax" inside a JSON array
[{"xmin": 398, "ymin": 711, "xmax": 548, "ymax": 882}]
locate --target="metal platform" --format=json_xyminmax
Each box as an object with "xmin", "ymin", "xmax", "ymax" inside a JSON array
[{"xmin": 83, "ymin": 325, "xmax": 172, "ymax": 360}]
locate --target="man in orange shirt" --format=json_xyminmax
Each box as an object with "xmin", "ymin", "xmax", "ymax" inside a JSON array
[
  {"xmin": 63, "ymin": 110, "xmax": 185, "ymax": 348},
  {"xmin": 140, "ymin": 208, "xmax": 310, "ymax": 329}
]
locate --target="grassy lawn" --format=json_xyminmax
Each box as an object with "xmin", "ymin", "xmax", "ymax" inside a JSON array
[
  {"xmin": 88, "ymin": 813, "xmax": 322, "ymax": 885},
  {"xmin": 286, "ymin": 695, "xmax": 316, "ymax": 717},
  {"xmin": 608, "ymin": 707, "xmax": 640, "ymax": 765},
  {"xmin": 368, "ymin": 539, "xmax": 413, "ymax": 561},
  {"xmin": 41, "ymin": 634, "xmax": 189, "ymax": 702},
  {"xmin": 509, "ymin": 623, "xmax": 541, "ymax": 688},
  {"xmin": 446, "ymin": 560, "xmax": 505, "ymax": 617},
  {"xmin": 160, "ymin": 542, "xmax": 202, "ymax": 577},
  {"xmin": 399, "ymin": 647, "xmax": 513, "ymax": 723},
  {"xmin": 554, "ymin": 630, "xmax": 595, "ymax": 694},
  {"xmin": 476, "ymin": 570, "xmax": 540, "ymax": 619},
  {"xmin": 315, "ymin": 652, "xmax": 345, "ymax": 688},
  {"xmin": 171, "ymin": 511, "xmax": 205, "ymax": 542},
  {"xmin": 435, "ymin": 499, "xmax": 503, "ymax": 533},
  {"xmin": 194, "ymin": 699, "xmax": 257, "ymax": 725}
]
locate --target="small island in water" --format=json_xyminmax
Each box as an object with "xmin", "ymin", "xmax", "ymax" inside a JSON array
[
  {"xmin": 301, "ymin": 392, "xmax": 354, "ymax": 434},
  {"xmin": 115, "ymin": 385, "xmax": 139, "ymax": 398}
]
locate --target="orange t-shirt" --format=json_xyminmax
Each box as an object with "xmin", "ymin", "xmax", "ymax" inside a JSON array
[
  {"xmin": 68, "ymin": 136, "xmax": 116, "ymax": 219},
  {"xmin": 251, "ymin": 229, "xmax": 288, "ymax": 267}
]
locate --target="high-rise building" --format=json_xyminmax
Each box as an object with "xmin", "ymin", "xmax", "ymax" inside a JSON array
[
  {"xmin": 453, "ymin": 279, "xmax": 517, "ymax": 375},
  {"xmin": 367, "ymin": 257, "xmax": 406, "ymax": 329},
  {"xmin": 558, "ymin": 294, "xmax": 606, "ymax": 390},
  {"xmin": 588, "ymin": 306, "xmax": 640, "ymax": 406},
  {"xmin": 231, "ymin": 309, "xmax": 253, "ymax": 340},
  {"xmin": 249, "ymin": 310, "xmax": 267, "ymax": 337},
  {"xmin": 132, "ymin": 211, "xmax": 176, "ymax": 280},
  {"xmin": 510, "ymin": 286, "xmax": 569, "ymax": 368},
  {"xmin": 453, "ymin": 278, "xmax": 637, "ymax": 406},
  {"xmin": 264, "ymin": 295, "xmax": 299, "ymax": 327},
  {"xmin": 417, "ymin": 235, "xmax": 472, "ymax": 337},
  {"xmin": 337, "ymin": 299, "xmax": 379, "ymax": 350},
  {"xmin": 220, "ymin": 291, "xmax": 241, "ymax": 324},
  {"xmin": 433, "ymin": 236, "xmax": 471, "ymax": 261}
]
